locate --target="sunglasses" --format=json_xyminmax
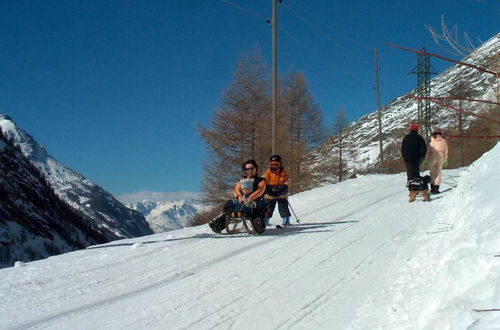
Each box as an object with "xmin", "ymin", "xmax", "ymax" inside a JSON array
[{"xmin": 244, "ymin": 167, "xmax": 256, "ymax": 171}]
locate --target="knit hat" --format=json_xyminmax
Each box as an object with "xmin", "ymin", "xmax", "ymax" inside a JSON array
[
  {"xmin": 409, "ymin": 123, "xmax": 419, "ymax": 131},
  {"xmin": 269, "ymin": 154, "xmax": 282, "ymax": 163},
  {"xmin": 432, "ymin": 127, "xmax": 443, "ymax": 135}
]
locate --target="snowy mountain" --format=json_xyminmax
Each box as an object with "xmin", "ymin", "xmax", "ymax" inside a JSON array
[
  {"xmin": 2, "ymin": 140, "xmax": 499, "ymax": 329},
  {"xmin": 311, "ymin": 34, "xmax": 499, "ymax": 180},
  {"xmin": 0, "ymin": 128, "xmax": 110, "ymax": 267},
  {"xmin": 128, "ymin": 199, "xmax": 210, "ymax": 232},
  {"xmin": 0, "ymin": 115, "xmax": 153, "ymax": 252}
]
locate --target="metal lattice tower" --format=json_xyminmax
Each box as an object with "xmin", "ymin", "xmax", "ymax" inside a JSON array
[{"xmin": 410, "ymin": 47, "xmax": 436, "ymax": 138}]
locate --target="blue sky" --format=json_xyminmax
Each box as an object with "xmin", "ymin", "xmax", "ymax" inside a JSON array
[{"xmin": 1, "ymin": 0, "xmax": 498, "ymax": 200}]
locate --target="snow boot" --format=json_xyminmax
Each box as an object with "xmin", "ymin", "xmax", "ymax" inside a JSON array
[
  {"xmin": 282, "ymin": 217, "xmax": 290, "ymax": 226},
  {"xmin": 252, "ymin": 217, "xmax": 266, "ymax": 234},
  {"xmin": 209, "ymin": 214, "xmax": 225, "ymax": 233},
  {"xmin": 430, "ymin": 184, "xmax": 440, "ymax": 194}
]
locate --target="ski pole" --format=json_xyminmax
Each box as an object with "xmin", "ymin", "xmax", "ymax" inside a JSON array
[{"xmin": 286, "ymin": 199, "xmax": 301, "ymax": 224}]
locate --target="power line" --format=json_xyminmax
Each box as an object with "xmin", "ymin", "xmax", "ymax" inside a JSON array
[
  {"xmin": 219, "ymin": 0, "xmax": 372, "ymax": 88},
  {"xmin": 278, "ymin": 25, "xmax": 372, "ymax": 88},
  {"xmin": 278, "ymin": 26, "xmax": 330, "ymax": 63},
  {"xmin": 288, "ymin": 0, "xmax": 359, "ymax": 44},
  {"xmin": 220, "ymin": 0, "xmax": 267, "ymax": 21},
  {"xmin": 284, "ymin": 0, "xmax": 370, "ymax": 66}
]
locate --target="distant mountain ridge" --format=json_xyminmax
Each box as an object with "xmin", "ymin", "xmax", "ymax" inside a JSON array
[
  {"xmin": 309, "ymin": 33, "xmax": 499, "ymax": 181},
  {"xmin": 128, "ymin": 199, "xmax": 209, "ymax": 233}
]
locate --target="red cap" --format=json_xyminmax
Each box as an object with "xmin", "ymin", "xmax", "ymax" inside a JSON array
[{"xmin": 410, "ymin": 123, "xmax": 419, "ymax": 131}]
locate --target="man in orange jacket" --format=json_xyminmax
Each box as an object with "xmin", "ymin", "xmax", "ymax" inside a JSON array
[{"xmin": 264, "ymin": 155, "xmax": 292, "ymax": 226}]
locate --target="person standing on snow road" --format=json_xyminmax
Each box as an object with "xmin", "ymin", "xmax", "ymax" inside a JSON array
[
  {"xmin": 263, "ymin": 155, "xmax": 292, "ymax": 227},
  {"xmin": 426, "ymin": 128, "xmax": 448, "ymax": 194},
  {"xmin": 208, "ymin": 159, "xmax": 267, "ymax": 233},
  {"xmin": 401, "ymin": 123, "xmax": 427, "ymax": 182}
]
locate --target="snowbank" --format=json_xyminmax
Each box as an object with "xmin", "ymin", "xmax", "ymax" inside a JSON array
[{"xmin": 388, "ymin": 143, "xmax": 500, "ymax": 329}]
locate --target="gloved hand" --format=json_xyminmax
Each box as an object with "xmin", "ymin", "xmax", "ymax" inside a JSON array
[
  {"xmin": 278, "ymin": 185, "xmax": 288, "ymax": 195},
  {"xmin": 443, "ymin": 160, "xmax": 448, "ymax": 168},
  {"xmin": 269, "ymin": 185, "xmax": 280, "ymax": 193}
]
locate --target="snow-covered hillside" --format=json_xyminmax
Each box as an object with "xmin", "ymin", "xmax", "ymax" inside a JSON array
[
  {"xmin": 2, "ymin": 142, "xmax": 499, "ymax": 329},
  {"xmin": 0, "ymin": 129, "xmax": 109, "ymax": 267},
  {"xmin": 128, "ymin": 199, "xmax": 210, "ymax": 232},
  {"xmin": 0, "ymin": 114, "xmax": 153, "ymax": 239},
  {"xmin": 311, "ymin": 34, "xmax": 499, "ymax": 179}
]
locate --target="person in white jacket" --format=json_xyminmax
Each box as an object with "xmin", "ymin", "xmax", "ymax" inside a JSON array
[{"xmin": 426, "ymin": 128, "xmax": 449, "ymax": 193}]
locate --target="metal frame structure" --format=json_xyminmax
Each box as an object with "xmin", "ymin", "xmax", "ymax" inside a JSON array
[{"xmin": 410, "ymin": 47, "xmax": 436, "ymax": 138}]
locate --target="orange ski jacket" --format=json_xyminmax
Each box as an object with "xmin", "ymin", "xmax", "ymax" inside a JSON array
[{"xmin": 264, "ymin": 167, "xmax": 289, "ymax": 186}]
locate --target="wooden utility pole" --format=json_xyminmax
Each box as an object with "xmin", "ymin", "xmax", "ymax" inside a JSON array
[
  {"xmin": 373, "ymin": 48, "xmax": 384, "ymax": 164},
  {"xmin": 271, "ymin": 0, "xmax": 278, "ymax": 154}
]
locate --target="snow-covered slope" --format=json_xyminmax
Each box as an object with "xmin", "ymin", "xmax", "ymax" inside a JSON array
[
  {"xmin": 129, "ymin": 199, "xmax": 210, "ymax": 232},
  {"xmin": 0, "ymin": 114, "xmax": 153, "ymax": 240},
  {"xmin": 311, "ymin": 34, "xmax": 499, "ymax": 179},
  {"xmin": 2, "ymin": 142, "xmax": 499, "ymax": 329}
]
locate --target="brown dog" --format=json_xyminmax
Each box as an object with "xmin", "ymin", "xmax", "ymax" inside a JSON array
[
  {"xmin": 409, "ymin": 189, "xmax": 429, "ymax": 202},
  {"xmin": 408, "ymin": 175, "xmax": 431, "ymax": 202}
]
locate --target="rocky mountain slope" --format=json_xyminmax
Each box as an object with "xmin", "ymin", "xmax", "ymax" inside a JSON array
[
  {"xmin": 0, "ymin": 127, "xmax": 111, "ymax": 267},
  {"xmin": 0, "ymin": 114, "xmax": 153, "ymax": 240}
]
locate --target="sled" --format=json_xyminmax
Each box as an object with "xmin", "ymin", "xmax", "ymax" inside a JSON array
[{"xmin": 225, "ymin": 212, "xmax": 265, "ymax": 235}]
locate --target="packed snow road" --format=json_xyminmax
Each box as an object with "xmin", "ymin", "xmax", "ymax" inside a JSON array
[{"xmin": 0, "ymin": 170, "xmax": 465, "ymax": 329}]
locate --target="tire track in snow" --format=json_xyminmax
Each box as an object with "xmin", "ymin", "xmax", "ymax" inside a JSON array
[
  {"xmin": 179, "ymin": 223, "xmax": 358, "ymax": 328},
  {"xmin": 200, "ymin": 188, "xmax": 404, "ymax": 328},
  {"xmin": 4, "ymin": 235, "xmax": 278, "ymax": 330},
  {"xmin": 219, "ymin": 187, "xmax": 406, "ymax": 329},
  {"xmin": 279, "ymin": 215, "xmax": 420, "ymax": 328}
]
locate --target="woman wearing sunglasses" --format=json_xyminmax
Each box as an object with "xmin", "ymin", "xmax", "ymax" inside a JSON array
[{"xmin": 209, "ymin": 159, "xmax": 267, "ymax": 233}]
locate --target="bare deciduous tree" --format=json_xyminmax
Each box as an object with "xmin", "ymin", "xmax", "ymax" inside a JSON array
[
  {"xmin": 425, "ymin": 15, "xmax": 481, "ymax": 57},
  {"xmin": 281, "ymin": 72, "xmax": 326, "ymax": 192},
  {"xmin": 198, "ymin": 47, "xmax": 271, "ymax": 204},
  {"xmin": 332, "ymin": 107, "xmax": 349, "ymax": 182},
  {"xmin": 198, "ymin": 51, "xmax": 326, "ymax": 213}
]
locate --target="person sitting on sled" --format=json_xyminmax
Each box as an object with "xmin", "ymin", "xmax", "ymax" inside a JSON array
[
  {"xmin": 209, "ymin": 159, "xmax": 267, "ymax": 233},
  {"xmin": 264, "ymin": 154, "xmax": 292, "ymax": 226}
]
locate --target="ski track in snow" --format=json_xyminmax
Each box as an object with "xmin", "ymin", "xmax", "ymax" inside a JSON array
[
  {"xmin": 7, "ymin": 181, "xmax": 405, "ymax": 329},
  {"xmin": 3, "ymin": 169, "xmax": 489, "ymax": 330}
]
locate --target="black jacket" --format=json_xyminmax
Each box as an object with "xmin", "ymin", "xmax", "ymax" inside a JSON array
[{"xmin": 401, "ymin": 131, "xmax": 427, "ymax": 161}]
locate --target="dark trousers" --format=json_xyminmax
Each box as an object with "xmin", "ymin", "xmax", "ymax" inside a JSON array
[
  {"xmin": 404, "ymin": 159, "xmax": 421, "ymax": 181},
  {"xmin": 224, "ymin": 197, "xmax": 266, "ymax": 218},
  {"xmin": 266, "ymin": 199, "xmax": 291, "ymax": 218}
]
